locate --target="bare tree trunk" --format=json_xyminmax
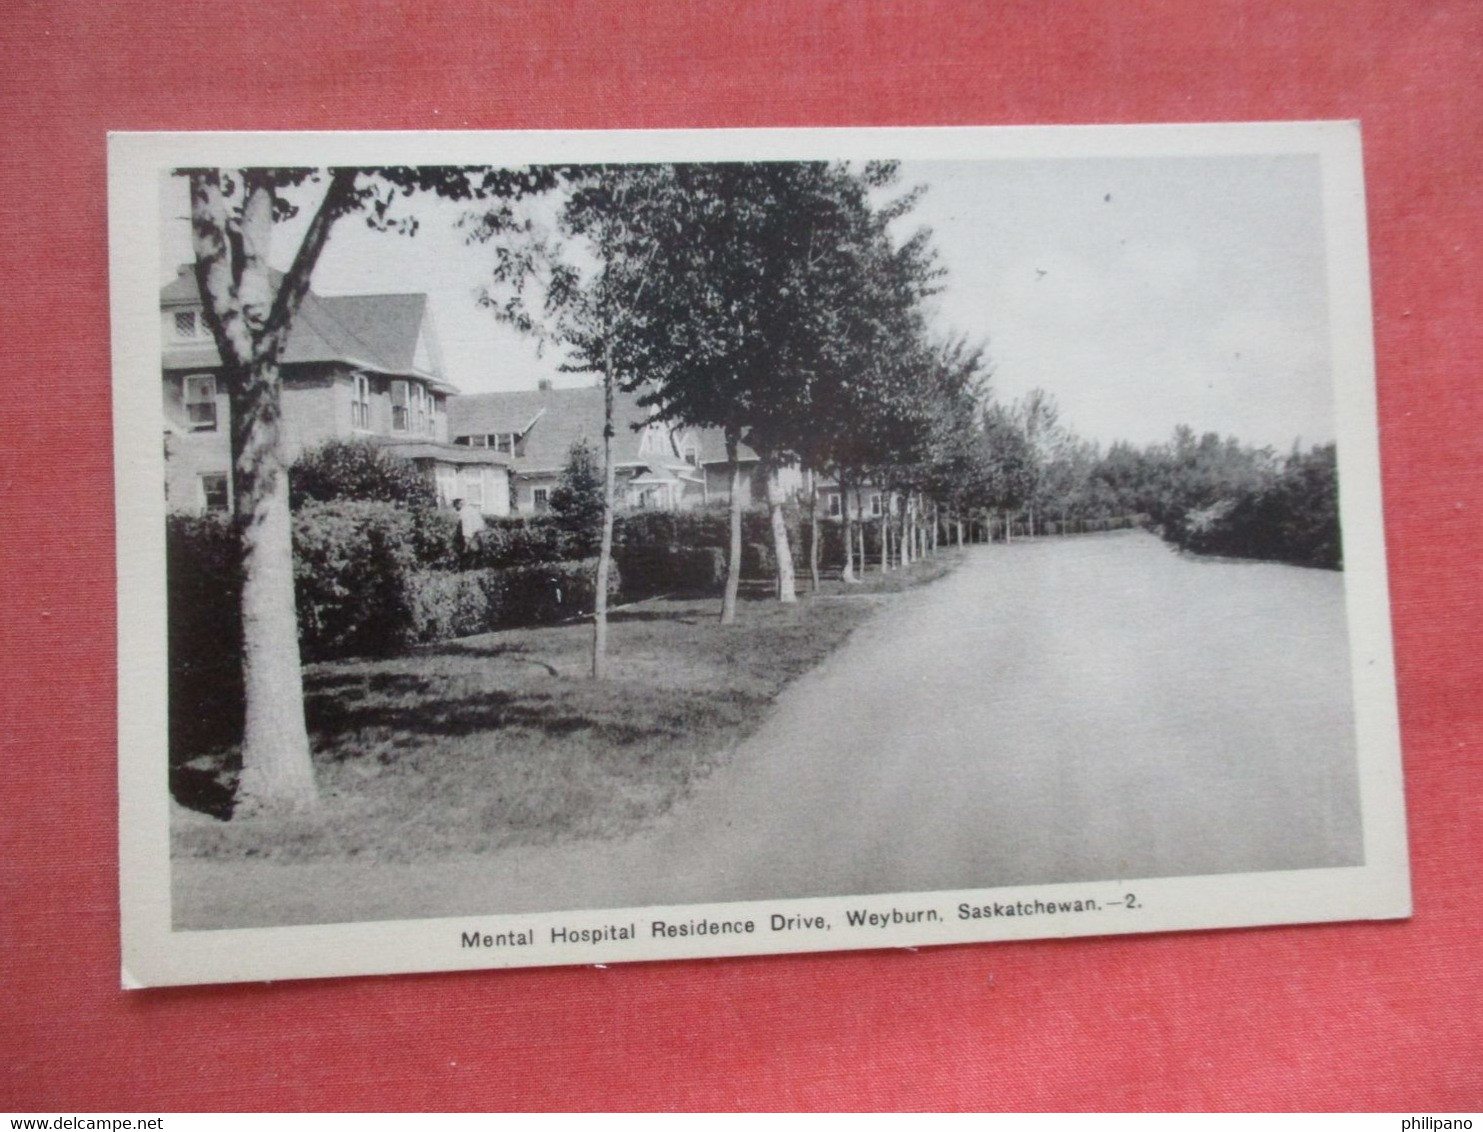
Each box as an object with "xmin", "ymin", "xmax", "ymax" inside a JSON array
[
  {"xmin": 956, "ymin": 516, "xmax": 964, "ymax": 547},
  {"xmin": 904, "ymin": 496, "xmax": 915, "ymax": 566},
  {"xmin": 762, "ymin": 456, "xmax": 796, "ymax": 603},
  {"xmin": 721, "ymin": 428, "xmax": 743, "ymax": 623},
  {"xmin": 856, "ymin": 512, "xmax": 866, "ymax": 576},
  {"xmin": 840, "ymin": 473, "xmax": 856, "ymax": 583},
  {"xmin": 592, "ymin": 360, "xmax": 617, "ymax": 676},
  {"xmin": 882, "ymin": 498, "xmax": 892, "ymax": 572},
  {"xmin": 808, "ymin": 474, "xmax": 820, "ymax": 593}
]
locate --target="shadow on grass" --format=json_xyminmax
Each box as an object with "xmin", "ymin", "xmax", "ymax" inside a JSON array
[
  {"xmin": 305, "ymin": 684, "xmax": 724, "ymax": 753},
  {"xmin": 608, "ymin": 609, "xmax": 704, "ymax": 624}
]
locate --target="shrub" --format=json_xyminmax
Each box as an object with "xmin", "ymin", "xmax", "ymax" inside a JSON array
[
  {"xmin": 500, "ymin": 558, "xmax": 621, "ymax": 626},
  {"xmin": 292, "ymin": 501, "xmax": 419, "ymax": 660},
  {"xmin": 290, "ymin": 438, "xmax": 436, "ymax": 510},
  {"xmin": 407, "ymin": 559, "xmax": 621, "ymax": 641},
  {"xmin": 411, "ymin": 506, "xmax": 462, "ymax": 570},
  {"xmin": 614, "ymin": 545, "xmax": 726, "ymax": 596},
  {"xmin": 406, "ymin": 569, "xmax": 496, "ymax": 643}
]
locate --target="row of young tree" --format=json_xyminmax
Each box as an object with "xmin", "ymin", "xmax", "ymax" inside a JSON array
[
  {"xmin": 183, "ymin": 160, "xmax": 1006, "ymax": 817},
  {"xmin": 180, "ymin": 160, "xmax": 1339, "ymax": 819}
]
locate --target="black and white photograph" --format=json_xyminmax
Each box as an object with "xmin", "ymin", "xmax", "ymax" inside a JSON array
[{"xmin": 111, "ymin": 124, "xmax": 1409, "ymax": 986}]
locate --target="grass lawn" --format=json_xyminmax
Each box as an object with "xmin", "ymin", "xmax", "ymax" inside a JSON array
[{"xmin": 172, "ymin": 550, "xmax": 966, "ymax": 864}]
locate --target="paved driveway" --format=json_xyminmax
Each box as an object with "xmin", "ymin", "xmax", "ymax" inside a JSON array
[{"xmin": 175, "ymin": 532, "xmax": 1363, "ymax": 926}]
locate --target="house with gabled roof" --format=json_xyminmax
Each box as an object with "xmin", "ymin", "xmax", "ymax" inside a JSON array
[
  {"xmin": 450, "ymin": 384, "xmax": 785, "ymax": 514},
  {"xmin": 161, "ymin": 267, "xmax": 512, "ymax": 516}
]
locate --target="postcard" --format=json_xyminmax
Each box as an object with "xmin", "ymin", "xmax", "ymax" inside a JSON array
[{"xmin": 111, "ymin": 122, "xmax": 1408, "ymax": 986}]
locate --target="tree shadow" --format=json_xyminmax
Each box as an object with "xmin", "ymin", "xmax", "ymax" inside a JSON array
[
  {"xmin": 306, "ymin": 683, "xmax": 700, "ymax": 750},
  {"xmin": 608, "ymin": 609, "xmax": 704, "ymax": 625},
  {"xmin": 170, "ymin": 762, "xmax": 237, "ymax": 821}
]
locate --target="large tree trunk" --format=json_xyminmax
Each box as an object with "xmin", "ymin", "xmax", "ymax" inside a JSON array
[
  {"xmin": 763, "ymin": 455, "xmax": 796, "ymax": 603},
  {"xmin": 592, "ymin": 360, "xmax": 617, "ymax": 677},
  {"xmin": 189, "ymin": 167, "xmax": 356, "ymax": 817},
  {"xmin": 229, "ymin": 354, "xmax": 315, "ymax": 815},
  {"xmin": 721, "ymin": 428, "xmax": 743, "ymax": 623}
]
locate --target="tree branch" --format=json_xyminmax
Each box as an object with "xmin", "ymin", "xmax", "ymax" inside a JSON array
[{"xmin": 265, "ymin": 168, "xmax": 359, "ymax": 345}]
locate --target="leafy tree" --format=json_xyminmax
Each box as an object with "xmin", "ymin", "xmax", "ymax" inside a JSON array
[
  {"xmin": 1012, "ymin": 388, "xmax": 1067, "ymax": 537},
  {"xmin": 978, "ymin": 402, "xmax": 1034, "ymax": 538},
  {"xmin": 183, "ymin": 165, "xmax": 554, "ymax": 814},
  {"xmin": 547, "ymin": 439, "xmax": 606, "ymax": 558},
  {"xmin": 289, "ymin": 437, "xmax": 436, "ymax": 510},
  {"xmin": 473, "ymin": 163, "xmax": 681, "ymax": 673}
]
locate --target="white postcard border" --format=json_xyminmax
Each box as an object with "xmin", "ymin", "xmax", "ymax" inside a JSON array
[{"xmin": 111, "ymin": 122, "xmax": 1409, "ymax": 988}]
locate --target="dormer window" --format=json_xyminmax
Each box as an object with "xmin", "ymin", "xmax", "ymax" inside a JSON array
[
  {"xmin": 184, "ymin": 375, "xmax": 217, "ymax": 431},
  {"xmin": 492, "ymin": 433, "xmax": 514, "ymax": 455}
]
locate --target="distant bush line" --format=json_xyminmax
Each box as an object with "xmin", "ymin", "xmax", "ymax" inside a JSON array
[{"xmin": 1158, "ymin": 445, "xmax": 1342, "ymax": 570}]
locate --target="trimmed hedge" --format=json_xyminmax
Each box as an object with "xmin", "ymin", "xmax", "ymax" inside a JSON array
[
  {"xmin": 614, "ymin": 545, "xmax": 726, "ymax": 596},
  {"xmin": 614, "ymin": 505, "xmax": 803, "ymax": 560},
  {"xmin": 464, "ymin": 517, "xmax": 583, "ymax": 570},
  {"xmin": 407, "ymin": 559, "xmax": 620, "ymax": 642}
]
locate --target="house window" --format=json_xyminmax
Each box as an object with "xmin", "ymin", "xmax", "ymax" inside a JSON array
[
  {"xmin": 351, "ymin": 374, "xmax": 371, "ymax": 430},
  {"xmin": 199, "ymin": 473, "xmax": 229, "ymax": 513},
  {"xmin": 827, "ymin": 493, "xmax": 842, "ymax": 518},
  {"xmin": 870, "ymin": 493, "xmax": 883, "ymax": 517},
  {"xmin": 532, "ymin": 487, "xmax": 549, "ymax": 513},
  {"xmin": 412, "ymin": 384, "xmax": 428, "ymax": 436},
  {"xmin": 460, "ymin": 467, "xmax": 484, "ymax": 509},
  {"xmin": 391, "ymin": 380, "xmax": 410, "ymax": 432},
  {"xmin": 493, "ymin": 433, "xmax": 514, "ymax": 455},
  {"xmin": 173, "ymin": 309, "xmax": 208, "ymax": 340},
  {"xmin": 683, "ymin": 443, "xmax": 699, "ymax": 467},
  {"xmin": 435, "ymin": 466, "xmax": 458, "ymax": 506},
  {"xmin": 184, "ymin": 375, "xmax": 217, "ymax": 431}
]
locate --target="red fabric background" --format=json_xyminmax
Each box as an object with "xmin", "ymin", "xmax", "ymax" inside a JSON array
[{"xmin": 1, "ymin": 0, "xmax": 1478, "ymax": 1112}]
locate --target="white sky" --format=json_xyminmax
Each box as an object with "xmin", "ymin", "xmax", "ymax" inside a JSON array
[{"xmin": 161, "ymin": 153, "xmax": 1334, "ymax": 451}]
